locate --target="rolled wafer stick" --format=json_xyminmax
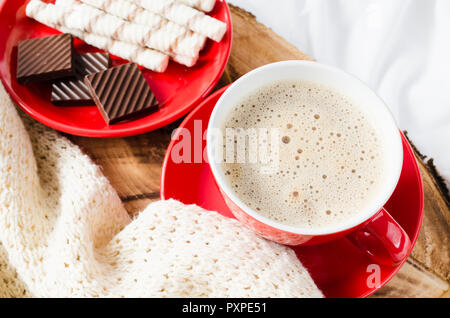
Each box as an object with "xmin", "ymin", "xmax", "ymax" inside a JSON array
[
  {"xmin": 27, "ymin": 1, "xmax": 196, "ymax": 68},
  {"xmin": 176, "ymin": 0, "xmax": 216, "ymax": 12},
  {"xmin": 77, "ymin": 0, "xmax": 206, "ymax": 50},
  {"xmin": 59, "ymin": 0, "xmax": 198, "ymax": 66},
  {"xmin": 56, "ymin": 0, "xmax": 203, "ymax": 58},
  {"xmin": 60, "ymin": 27, "xmax": 171, "ymax": 72},
  {"xmin": 26, "ymin": 2, "xmax": 169, "ymax": 72},
  {"xmin": 65, "ymin": 26, "xmax": 197, "ymax": 67},
  {"xmin": 82, "ymin": 0, "xmax": 165, "ymax": 28},
  {"xmin": 128, "ymin": 0, "xmax": 226, "ymax": 42},
  {"xmin": 27, "ymin": 0, "xmax": 201, "ymax": 59},
  {"xmin": 170, "ymin": 51, "xmax": 198, "ymax": 67}
]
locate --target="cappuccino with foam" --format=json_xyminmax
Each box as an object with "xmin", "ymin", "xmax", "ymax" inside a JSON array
[{"xmin": 219, "ymin": 80, "xmax": 388, "ymax": 230}]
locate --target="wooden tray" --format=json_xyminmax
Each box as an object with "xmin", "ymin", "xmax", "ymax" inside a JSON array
[{"xmin": 68, "ymin": 5, "xmax": 449, "ymax": 298}]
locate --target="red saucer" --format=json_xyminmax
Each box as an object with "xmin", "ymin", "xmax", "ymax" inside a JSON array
[
  {"xmin": 0, "ymin": 0, "xmax": 232, "ymax": 137},
  {"xmin": 161, "ymin": 86, "xmax": 424, "ymax": 298}
]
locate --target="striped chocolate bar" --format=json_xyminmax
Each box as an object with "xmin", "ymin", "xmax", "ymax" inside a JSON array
[
  {"xmin": 84, "ymin": 63, "xmax": 159, "ymax": 124},
  {"xmin": 17, "ymin": 33, "xmax": 74, "ymax": 84},
  {"xmin": 51, "ymin": 52, "xmax": 110, "ymax": 106}
]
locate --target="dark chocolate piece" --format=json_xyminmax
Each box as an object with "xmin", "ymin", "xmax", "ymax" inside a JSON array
[
  {"xmin": 84, "ymin": 63, "xmax": 159, "ymax": 124},
  {"xmin": 51, "ymin": 53, "xmax": 110, "ymax": 106},
  {"xmin": 17, "ymin": 34, "xmax": 74, "ymax": 84}
]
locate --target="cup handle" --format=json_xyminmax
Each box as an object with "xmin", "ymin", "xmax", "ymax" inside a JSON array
[{"xmin": 346, "ymin": 208, "xmax": 411, "ymax": 266}]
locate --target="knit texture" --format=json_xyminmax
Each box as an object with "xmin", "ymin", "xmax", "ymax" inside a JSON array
[{"xmin": 0, "ymin": 82, "xmax": 322, "ymax": 298}]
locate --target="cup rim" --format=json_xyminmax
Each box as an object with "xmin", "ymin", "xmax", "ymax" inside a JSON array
[{"xmin": 207, "ymin": 60, "xmax": 403, "ymax": 236}]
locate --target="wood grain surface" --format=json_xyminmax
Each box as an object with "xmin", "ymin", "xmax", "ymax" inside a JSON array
[{"xmin": 69, "ymin": 4, "xmax": 449, "ymax": 298}]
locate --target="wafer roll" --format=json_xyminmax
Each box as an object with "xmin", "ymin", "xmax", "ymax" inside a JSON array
[
  {"xmin": 61, "ymin": 27, "xmax": 170, "ymax": 72},
  {"xmin": 73, "ymin": 28, "xmax": 197, "ymax": 67},
  {"xmin": 27, "ymin": 0, "xmax": 200, "ymax": 59},
  {"xmin": 58, "ymin": 0, "xmax": 203, "ymax": 58},
  {"xmin": 170, "ymin": 52, "xmax": 198, "ymax": 67},
  {"xmin": 128, "ymin": 0, "xmax": 226, "ymax": 42},
  {"xmin": 78, "ymin": 0, "xmax": 206, "ymax": 51},
  {"xmin": 28, "ymin": 1, "xmax": 196, "ymax": 68},
  {"xmin": 61, "ymin": 25, "xmax": 196, "ymax": 67},
  {"xmin": 57, "ymin": 0, "xmax": 198, "ymax": 66},
  {"xmin": 176, "ymin": 0, "xmax": 216, "ymax": 12},
  {"xmin": 26, "ymin": 2, "xmax": 169, "ymax": 72}
]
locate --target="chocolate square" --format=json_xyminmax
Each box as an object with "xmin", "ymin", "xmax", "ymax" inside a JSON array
[
  {"xmin": 84, "ymin": 63, "xmax": 159, "ymax": 124},
  {"xmin": 51, "ymin": 53, "xmax": 110, "ymax": 106},
  {"xmin": 17, "ymin": 34, "xmax": 74, "ymax": 84}
]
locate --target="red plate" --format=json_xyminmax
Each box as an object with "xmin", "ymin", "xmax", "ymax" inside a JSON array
[
  {"xmin": 0, "ymin": 0, "xmax": 232, "ymax": 137},
  {"xmin": 161, "ymin": 86, "xmax": 424, "ymax": 298}
]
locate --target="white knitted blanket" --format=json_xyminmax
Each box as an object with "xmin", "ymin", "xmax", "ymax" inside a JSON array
[{"xmin": 0, "ymin": 82, "xmax": 322, "ymax": 298}]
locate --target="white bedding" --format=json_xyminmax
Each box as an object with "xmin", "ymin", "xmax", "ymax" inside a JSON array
[{"xmin": 229, "ymin": 0, "xmax": 450, "ymax": 188}]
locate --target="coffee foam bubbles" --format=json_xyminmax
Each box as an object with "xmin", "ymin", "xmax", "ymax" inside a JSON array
[{"xmin": 220, "ymin": 80, "xmax": 387, "ymax": 230}]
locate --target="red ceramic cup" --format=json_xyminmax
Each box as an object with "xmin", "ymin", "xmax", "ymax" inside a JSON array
[{"xmin": 206, "ymin": 61, "xmax": 411, "ymax": 266}]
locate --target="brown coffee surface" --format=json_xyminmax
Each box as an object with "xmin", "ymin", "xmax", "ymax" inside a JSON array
[{"xmin": 220, "ymin": 80, "xmax": 387, "ymax": 230}]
